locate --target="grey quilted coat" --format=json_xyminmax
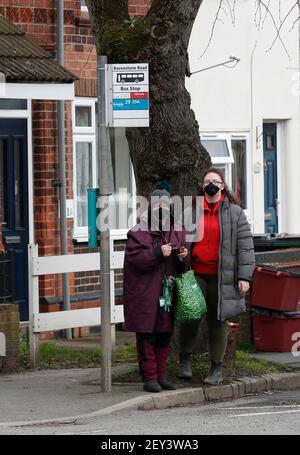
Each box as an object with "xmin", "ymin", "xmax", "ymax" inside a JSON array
[{"xmin": 183, "ymin": 196, "xmax": 255, "ymax": 321}]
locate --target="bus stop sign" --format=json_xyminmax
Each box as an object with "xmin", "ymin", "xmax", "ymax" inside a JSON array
[{"xmin": 106, "ymin": 63, "xmax": 149, "ymax": 128}]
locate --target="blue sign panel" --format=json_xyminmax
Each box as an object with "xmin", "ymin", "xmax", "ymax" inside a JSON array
[{"xmin": 113, "ymin": 99, "xmax": 149, "ymax": 111}]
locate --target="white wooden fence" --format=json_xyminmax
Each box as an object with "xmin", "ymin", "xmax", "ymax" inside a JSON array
[
  {"xmin": 28, "ymin": 240, "xmax": 125, "ymax": 367},
  {"xmin": 0, "ymin": 332, "xmax": 5, "ymax": 357}
]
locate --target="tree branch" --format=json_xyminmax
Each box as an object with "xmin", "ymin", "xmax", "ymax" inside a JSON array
[
  {"xmin": 226, "ymin": 0, "xmax": 237, "ymax": 25},
  {"xmin": 199, "ymin": 0, "xmax": 223, "ymax": 58},
  {"xmin": 262, "ymin": 0, "xmax": 299, "ymax": 54}
]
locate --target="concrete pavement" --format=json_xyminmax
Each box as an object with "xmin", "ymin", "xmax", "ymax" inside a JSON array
[
  {"xmin": 0, "ymin": 366, "xmax": 144, "ymax": 425},
  {"xmin": 1, "ymin": 359, "xmax": 300, "ymax": 430},
  {"xmin": 2, "ymin": 389, "xmax": 300, "ymax": 435},
  {"xmin": 1, "ymin": 329, "xmax": 300, "ymax": 429}
]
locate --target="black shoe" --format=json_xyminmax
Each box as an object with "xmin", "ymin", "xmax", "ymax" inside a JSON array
[
  {"xmin": 203, "ymin": 361, "xmax": 223, "ymax": 385},
  {"xmin": 143, "ymin": 380, "xmax": 162, "ymax": 393},
  {"xmin": 158, "ymin": 380, "xmax": 177, "ymax": 390},
  {"xmin": 178, "ymin": 353, "xmax": 192, "ymax": 378}
]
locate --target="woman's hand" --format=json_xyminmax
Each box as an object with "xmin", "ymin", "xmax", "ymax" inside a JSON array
[
  {"xmin": 178, "ymin": 246, "xmax": 188, "ymax": 259},
  {"xmin": 161, "ymin": 243, "xmax": 172, "ymax": 257},
  {"xmin": 238, "ymin": 280, "xmax": 250, "ymax": 294}
]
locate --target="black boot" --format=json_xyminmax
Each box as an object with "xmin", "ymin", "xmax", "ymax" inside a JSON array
[
  {"xmin": 143, "ymin": 380, "xmax": 162, "ymax": 393},
  {"xmin": 178, "ymin": 353, "xmax": 192, "ymax": 378},
  {"xmin": 158, "ymin": 380, "xmax": 177, "ymax": 390},
  {"xmin": 203, "ymin": 361, "xmax": 223, "ymax": 385}
]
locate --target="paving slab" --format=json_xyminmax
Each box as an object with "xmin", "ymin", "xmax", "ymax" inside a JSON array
[{"xmin": 251, "ymin": 352, "xmax": 300, "ymax": 367}]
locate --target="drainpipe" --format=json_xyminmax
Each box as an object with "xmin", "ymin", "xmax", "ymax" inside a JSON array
[
  {"xmin": 57, "ymin": 0, "xmax": 72, "ymax": 339},
  {"xmin": 250, "ymin": 40, "xmax": 257, "ymax": 233}
]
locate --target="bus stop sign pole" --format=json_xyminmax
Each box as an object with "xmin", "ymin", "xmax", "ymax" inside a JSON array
[{"xmin": 97, "ymin": 55, "xmax": 112, "ymax": 393}]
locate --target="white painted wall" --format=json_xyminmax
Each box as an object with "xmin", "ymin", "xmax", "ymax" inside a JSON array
[{"xmin": 187, "ymin": 0, "xmax": 300, "ymax": 234}]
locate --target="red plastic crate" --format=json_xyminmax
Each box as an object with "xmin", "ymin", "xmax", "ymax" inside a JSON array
[
  {"xmin": 228, "ymin": 322, "xmax": 240, "ymax": 351},
  {"xmin": 252, "ymin": 267, "xmax": 300, "ymax": 312},
  {"xmin": 252, "ymin": 313, "xmax": 300, "ymax": 352}
]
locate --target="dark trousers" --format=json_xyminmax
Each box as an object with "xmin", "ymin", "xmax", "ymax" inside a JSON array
[
  {"xmin": 179, "ymin": 274, "xmax": 228, "ymax": 363},
  {"xmin": 136, "ymin": 332, "xmax": 172, "ymax": 382}
]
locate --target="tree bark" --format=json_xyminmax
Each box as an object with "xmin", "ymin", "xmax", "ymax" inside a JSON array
[
  {"xmin": 86, "ymin": 0, "xmax": 129, "ymax": 54},
  {"xmin": 86, "ymin": 0, "xmax": 211, "ymax": 198}
]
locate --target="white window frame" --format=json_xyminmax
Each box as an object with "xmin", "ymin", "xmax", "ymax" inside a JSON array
[
  {"xmin": 73, "ymin": 97, "xmax": 95, "ymax": 135},
  {"xmin": 200, "ymin": 132, "xmax": 252, "ymax": 221},
  {"xmin": 73, "ymin": 134, "xmax": 97, "ymax": 240},
  {"xmin": 201, "ymin": 134, "xmax": 234, "ymax": 164},
  {"xmin": 73, "ymin": 97, "xmax": 136, "ymax": 241}
]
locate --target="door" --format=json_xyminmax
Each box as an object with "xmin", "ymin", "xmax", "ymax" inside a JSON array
[
  {"xmin": 0, "ymin": 119, "xmax": 29, "ymax": 321},
  {"xmin": 263, "ymin": 123, "xmax": 278, "ymax": 234}
]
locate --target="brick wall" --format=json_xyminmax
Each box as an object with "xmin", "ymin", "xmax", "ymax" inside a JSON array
[
  {"xmin": 74, "ymin": 243, "xmax": 100, "ymax": 295},
  {"xmin": 73, "ymin": 239, "xmax": 126, "ymax": 296},
  {"xmin": 113, "ymin": 240, "xmax": 126, "ymax": 292},
  {"xmin": 32, "ymin": 99, "xmax": 75, "ymax": 299},
  {"xmin": 0, "ymin": 304, "xmax": 19, "ymax": 372}
]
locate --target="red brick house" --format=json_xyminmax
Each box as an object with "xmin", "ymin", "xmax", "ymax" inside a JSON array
[{"xmin": 0, "ymin": 0, "xmax": 152, "ymax": 333}]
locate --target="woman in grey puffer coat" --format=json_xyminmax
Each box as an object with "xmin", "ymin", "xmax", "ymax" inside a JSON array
[{"xmin": 178, "ymin": 167, "xmax": 255, "ymax": 385}]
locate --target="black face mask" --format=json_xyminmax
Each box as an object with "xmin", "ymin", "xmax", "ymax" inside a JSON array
[
  {"xmin": 203, "ymin": 182, "xmax": 220, "ymax": 197},
  {"xmin": 152, "ymin": 207, "xmax": 170, "ymax": 229}
]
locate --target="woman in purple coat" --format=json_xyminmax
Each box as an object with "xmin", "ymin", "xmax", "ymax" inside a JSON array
[{"xmin": 123, "ymin": 185, "xmax": 189, "ymax": 393}]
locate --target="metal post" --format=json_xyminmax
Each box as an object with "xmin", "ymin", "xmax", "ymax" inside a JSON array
[
  {"xmin": 57, "ymin": 0, "xmax": 72, "ymax": 339},
  {"xmin": 28, "ymin": 244, "xmax": 40, "ymax": 368},
  {"xmin": 97, "ymin": 55, "xmax": 112, "ymax": 392}
]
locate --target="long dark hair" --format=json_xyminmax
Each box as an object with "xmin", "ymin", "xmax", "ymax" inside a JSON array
[{"xmin": 198, "ymin": 167, "xmax": 238, "ymax": 204}]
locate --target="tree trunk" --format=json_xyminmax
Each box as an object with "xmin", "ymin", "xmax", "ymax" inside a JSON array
[
  {"xmin": 86, "ymin": 0, "xmax": 211, "ymax": 360},
  {"xmin": 86, "ymin": 0, "xmax": 211, "ymax": 198}
]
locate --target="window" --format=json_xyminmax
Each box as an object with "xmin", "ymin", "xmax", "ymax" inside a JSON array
[
  {"xmin": 0, "ymin": 99, "xmax": 27, "ymax": 110},
  {"xmin": 266, "ymin": 134, "xmax": 275, "ymax": 150},
  {"xmin": 14, "ymin": 138, "xmax": 24, "ymax": 228},
  {"xmin": 75, "ymin": 140, "xmax": 94, "ymax": 228},
  {"xmin": 107, "ymin": 127, "xmax": 133, "ymax": 230},
  {"xmin": 201, "ymin": 135, "xmax": 234, "ymax": 164},
  {"xmin": 76, "ymin": 106, "xmax": 92, "ymax": 127},
  {"xmin": 74, "ymin": 99, "xmax": 95, "ymax": 134},
  {"xmin": 73, "ymin": 98, "xmax": 135, "ymax": 239},
  {"xmin": 201, "ymin": 133, "xmax": 249, "ymax": 211}
]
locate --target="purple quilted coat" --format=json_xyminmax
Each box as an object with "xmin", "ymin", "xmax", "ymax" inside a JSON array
[{"xmin": 123, "ymin": 221, "xmax": 190, "ymax": 333}]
